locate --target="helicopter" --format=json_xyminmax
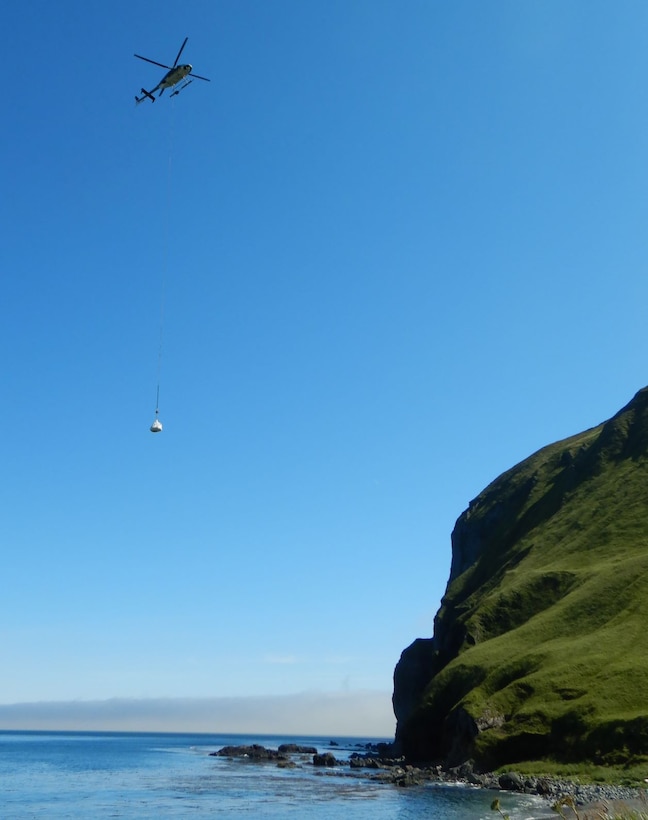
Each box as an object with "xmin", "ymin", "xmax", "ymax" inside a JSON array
[{"xmin": 134, "ymin": 37, "xmax": 210, "ymax": 104}]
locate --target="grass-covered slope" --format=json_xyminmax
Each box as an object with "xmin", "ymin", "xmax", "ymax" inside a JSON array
[{"xmin": 399, "ymin": 387, "xmax": 648, "ymax": 773}]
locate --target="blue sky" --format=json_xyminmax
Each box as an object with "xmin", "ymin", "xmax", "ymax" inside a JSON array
[{"xmin": 2, "ymin": 1, "xmax": 648, "ymax": 735}]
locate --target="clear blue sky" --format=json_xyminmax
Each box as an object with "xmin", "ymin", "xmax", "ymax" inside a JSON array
[{"xmin": 2, "ymin": 0, "xmax": 648, "ymax": 735}]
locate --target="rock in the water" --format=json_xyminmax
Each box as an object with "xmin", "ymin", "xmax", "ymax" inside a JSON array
[
  {"xmin": 278, "ymin": 744, "xmax": 317, "ymax": 754},
  {"xmin": 313, "ymin": 752, "xmax": 339, "ymax": 767},
  {"xmin": 212, "ymin": 744, "xmax": 285, "ymax": 761}
]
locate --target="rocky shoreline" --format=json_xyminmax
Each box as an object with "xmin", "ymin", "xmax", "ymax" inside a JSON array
[
  {"xmin": 212, "ymin": 743, "xmax": 648, "ymax": 817},
  {"xmin": 356, "ymin": 757, "xmax": 648, "ymax": 816}
]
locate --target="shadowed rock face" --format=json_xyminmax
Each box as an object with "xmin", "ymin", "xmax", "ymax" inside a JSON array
[
  {"xmin": 392, "ymin": 387, "xmax": 648, "ymax": 768},
  {"xmin": 393, "ymin": 638, "xmax": 435, "ymax": 744}
]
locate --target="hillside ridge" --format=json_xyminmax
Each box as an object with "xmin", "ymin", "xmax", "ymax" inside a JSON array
[{"xmin": 393, "ymin": 387, "xmax": 648, "ymax": 771}]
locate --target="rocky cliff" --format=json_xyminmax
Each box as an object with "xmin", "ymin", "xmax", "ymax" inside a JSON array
[{"xmin": 393, "ymin": 387, "xmax": 648, "ymax": 770}]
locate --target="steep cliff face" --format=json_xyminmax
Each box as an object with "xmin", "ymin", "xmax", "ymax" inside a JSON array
[{"xmin": 393, "ymin": 387, "xmax": 648, "ymax": 769}]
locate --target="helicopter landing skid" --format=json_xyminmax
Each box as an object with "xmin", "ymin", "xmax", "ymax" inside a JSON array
[{"xmin": 170, "ymin": 79, "xmax": 193, "ymax": 98}]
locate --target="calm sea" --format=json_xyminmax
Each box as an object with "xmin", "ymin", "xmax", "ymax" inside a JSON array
[{"xmin": 0, "ymin": 731, "xmax": 550, "ymax": 819}]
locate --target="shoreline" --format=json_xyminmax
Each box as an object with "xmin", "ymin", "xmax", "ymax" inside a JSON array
[
  {"xmin": 358, "ymin": 757, "xmax": 648, "ymax": 819},
  {"xmin": 214, "ymin": 742, "xmax": 648, "ymax": 818}
]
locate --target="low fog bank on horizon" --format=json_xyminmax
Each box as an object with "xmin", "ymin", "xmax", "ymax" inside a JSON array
[{"xmin": 0, "ymin": 691, "xmax": 395, "ymax": 737}]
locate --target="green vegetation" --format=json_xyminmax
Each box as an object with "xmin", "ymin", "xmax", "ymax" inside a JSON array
[
  {"xmin": 492, "ymin": 796, "xmax": 648, "ymax": 820},
  {"xmin": 504, "ymin": 760, "xmax": 648, "ymax": 787},
  {"xmin": 401, "ymin": 388, "xmax": 648, "ymax": 776},
  {"xmin": 606, "ymin": 814, "xmax": 648, "ymax": 820},
  {"xmin": 550, "ymin": 796, "xmax": 581, "ymax": 819},
  {"xmin": 490, "ymin": 797, "xmax": 511, "ymax": 819}
]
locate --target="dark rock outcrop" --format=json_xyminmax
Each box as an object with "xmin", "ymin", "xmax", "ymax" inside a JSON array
[
  {"xmin": 392, "ymin": 638, "xmax": 435, "ymax": 746},
  {"xmin": 313, "ymin": 752, "xmax": 339, "ymax": 767},
  {"xmin": 212, "ymin": 744, "xmax": 287, "ymax": 761},
  {"xmin": 213, "ymin": 744, "xmax": 337, "ymax": 769}
]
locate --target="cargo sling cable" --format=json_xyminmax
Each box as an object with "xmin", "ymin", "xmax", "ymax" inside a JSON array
[{"xmin": 150, "ymin": 100, "xmax": 176, "ymax": 433}]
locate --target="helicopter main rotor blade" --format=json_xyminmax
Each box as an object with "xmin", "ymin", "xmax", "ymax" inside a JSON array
[
  {"xmin": 189, "ymin": 72, "xmax": 210, "ymax": 81},
  {"xmin": 173, "ymin": 37, "xmax": 189, "ymax": 68},
  {"xmin": 134, "ymin": 54, "xmax": 172, "ymax": 70}
]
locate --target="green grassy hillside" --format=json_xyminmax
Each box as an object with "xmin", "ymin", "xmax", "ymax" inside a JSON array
[{"xmin": 399, "ymin": 387, "xmax": 648, "ymax": 775}]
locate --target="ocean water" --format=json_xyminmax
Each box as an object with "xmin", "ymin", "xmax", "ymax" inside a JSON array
[{"xmin": 0, "ymin": 731, "xmax": 550, "ymax": 819}]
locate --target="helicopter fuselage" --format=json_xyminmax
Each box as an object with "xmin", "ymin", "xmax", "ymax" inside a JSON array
[
  {"xmin": 137, "ymin": 64, "xmax": 194, "ymax": 104},
  {"xmin": 159, "ymin": 64, "xmax": 192, "ymax": 93}
]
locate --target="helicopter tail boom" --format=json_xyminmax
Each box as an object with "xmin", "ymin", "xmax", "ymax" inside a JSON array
[{"xmin": 135, "ymin": 88, "xmax": 156, "ymax": 105}]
